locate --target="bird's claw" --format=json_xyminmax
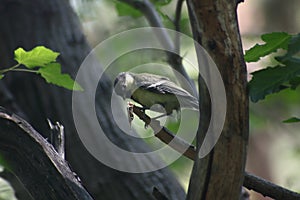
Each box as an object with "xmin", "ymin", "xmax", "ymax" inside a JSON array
[
  {"xmin": 127, "ymin": 102, "xmax": 150, "ymax": 129},
  {"xmin": 144, "ymin": 123, "xmax": 148, "ymax": 129},
  {"xmin": 144, "ymin": 122, "xmax": 150, "ymax": 129},
  {"xmin": 127, "ymin": 102, "xmax": 134, "ymax": 126}
]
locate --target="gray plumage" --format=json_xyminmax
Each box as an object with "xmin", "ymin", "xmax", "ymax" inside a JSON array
[{"xmin": 114, "ymin": 72, "xmax": 198, "ymax": 115}]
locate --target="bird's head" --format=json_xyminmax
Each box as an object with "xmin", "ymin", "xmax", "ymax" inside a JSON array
[{"xmin": 114, "ymin": 72, "xmax": 135, "ymax": 100}]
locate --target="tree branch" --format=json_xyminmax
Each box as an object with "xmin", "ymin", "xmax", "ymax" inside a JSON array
[
  {"xmin": 132, "ymin": 106, "xmax": 196, "ymax": 160},
  {"xmin": 174, "ymin": 0, "xmax": 185, "ymax": 54},
  {"xmin": 131, "ymin": 105, "xmax": 300, "ymax": 200},
  {"xmin": 244, "ymin": 172, "xmax": 300, "ymax": 200},
  {"xmin": 119, "ymin": 0, "xmax": 197, "ymax": 95},
  {"xmin": 0, "ymin": 107, "xmax": 93, "ymax": 200},
  {"xmin": 48, "ymin": 119, "xmax": 65, "ymax": 159},
  {"xmin": 119, "ymin": 0, "xmax": 174, "ymax": 50}
]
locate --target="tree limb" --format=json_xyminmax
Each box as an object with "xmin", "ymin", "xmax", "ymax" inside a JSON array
[
  {"xmin": 174, "ymin": 0, "xmax": 185, "ymax": 54},
  {"xmin": 48, "ymin": 119, "xmax": 65, "ymax": 159},
  {"xmin": 119, "ymin": 0, "xmax": 174, "ymax": 50},
  {"xmin": 119, "ymin": 0, "xmax": 197, "ymax": 95},
  {"xmin": 131, "ymin": 105, "xmax": 300, "ymax": 200},
  {"xmin": 0, "ymin": 107, "xmax": 93, "ymax": 200},
  {"xmin": 244, "ymin": 172, "xmax": 300, "ymax": 200},
  {"xmin": 132, "ymin": 106, "xmax": 196, "ymax": 160},
  {"xmin": 117, "ymin": 1, "xmax": 300, "ymax": 199}
]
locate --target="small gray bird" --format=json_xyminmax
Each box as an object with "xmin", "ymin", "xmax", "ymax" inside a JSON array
[{"xmin": 113, "ymin": 72, "xmax": 198, "ymax": 116}]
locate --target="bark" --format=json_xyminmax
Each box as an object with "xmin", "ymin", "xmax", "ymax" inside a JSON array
[
  {"xmin": 186, "ymin": 0, "xmax": 249, "ymax": 199},
  {"xmin": 0, "ymin": 0, "xmax": 184, "ymax": 199},
  {"xmin": 0, "ymin": 108, "xmax": 93, "ymax": 200}
]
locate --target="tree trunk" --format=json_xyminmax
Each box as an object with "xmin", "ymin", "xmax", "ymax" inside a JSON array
[
  {"xmin": 186, "ymin": 0, "xmax": 248, "ymax": 199},
  {"xmin": 0, "ymin": 108, "xmax": 93, "ymax": 200},
  {"xmin": 0, "ymin": 0, "xmax": 184, "ymax": 199}
]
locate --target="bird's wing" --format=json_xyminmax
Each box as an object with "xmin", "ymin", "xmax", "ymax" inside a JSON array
[
  {"xmin": 143, "ymin": 80, "xmax": 191, "ymax": 96},
  {"xmin": 132, "ymin": 73, "xmax": 198, "ymax": 109},
  {"xmin": 145, "ymin": 80, "xmax": 171, "ymax": 94},
  {"xmin": 138, "ymin": 79, "xmax": 199, "ymax": 108}
]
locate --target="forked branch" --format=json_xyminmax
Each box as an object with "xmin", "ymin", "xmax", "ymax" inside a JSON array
[{"xmin": 131, "ymin": 105, "xmax": 300, "ymax": 200}]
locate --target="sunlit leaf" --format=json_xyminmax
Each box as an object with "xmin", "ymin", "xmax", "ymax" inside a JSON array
[
  {"xmin": 38, "ymin": 63, "xmax": 83, "ymax": 91},
  {"xmin": 14, "ymin": 46, "xmax": 59, "ymax": 68}
]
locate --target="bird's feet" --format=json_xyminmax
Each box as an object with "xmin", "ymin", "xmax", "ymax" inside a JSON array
[
  {"xmin": 127, "ymin": 102, "xmax": 134, "ymax": 126},
  {"xmin": 127, "ymin": 103, "xmax": 152, "ymax": 129}
]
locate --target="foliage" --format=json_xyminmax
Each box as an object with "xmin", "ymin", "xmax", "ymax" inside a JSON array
[
  {"xmin": 244, "ymin": 32, "xmax": 291, "ymax": 62},
  {"xmin": 115, "ymin": 0, "xmax": 172, "ymax": 18},
  {"xmin": 115, "ymin": 1, "xmax": 143, "ymax": 18},
  {"xmin": 246, "ymin": 32, "xmax": 300, "ymax": 102},
  {"xmin": 282, "ymin": 117, "xmax": 300, "ymax": 123},
  {"xmin": 114, "ymin": 0, "xmax": 191, "ymax": 36},
  {"xmin": 246, "ymin": 32, "xmax": 300, "ymax": 122},
  {"xmin": 0, "ymin": 46, "xmax": 83, "ymax": 91}
]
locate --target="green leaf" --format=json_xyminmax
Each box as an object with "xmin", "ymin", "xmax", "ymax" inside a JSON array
[
  {"xmin": 283, "ymin": 117, "xmax": 300, "ymax": 123},
  {"xmin": 115, "ymin": 0, "xmax": 171, "ymax": 18},
  {"xmin": 151, "ymin": 0, "xmax": 172, "ymax": 7},
  {"xmin": 14, "ymin": 46, "xmax": 59, "ymax": 68},
  {"xmin": 0, "ymin": 74, "xmax": 4, "ymax": 80},
  {"xmin": 286, "ymin": 33, "xmax": 300, "ymax": 58},
  {"xmin": 38, "ymin": 63, "xmax": 83, "ymax": 91},
  {"xmin": 115, "ymin": 1, "xmax": 142, "ymax": 18},
  {"xmin": 244, "ymin": 32, "xmax": 292, "ymax": 62},
  {"xmin": 249, "ymin": 63, "xmax": 300, "ymax": 102}
]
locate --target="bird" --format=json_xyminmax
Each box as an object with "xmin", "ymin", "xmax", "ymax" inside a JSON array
[{"xmin": 113, "ymin": 72, "xmax": 198, "ymax": 117}]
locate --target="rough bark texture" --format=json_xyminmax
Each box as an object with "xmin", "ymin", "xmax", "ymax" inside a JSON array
[
  {"xmin": 186, "ymin": 0, "xmax": 249, "ymax": 199},
  {"xmin": 0, "ymin": 0, "xmax": 185, "ymax": 199},
  {"xmin": 0, "ymin": 108, "xmax": 93, "ymax": 200}
]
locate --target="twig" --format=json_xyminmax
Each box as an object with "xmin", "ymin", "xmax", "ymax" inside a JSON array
[
  {"xmin": 119, "ymin": 0, "xmax": 197, "ymax": 95},
  {"xmin": 244, "ymin": 172, "xmax": 300, "ymax": 200},
  {"xmin": 174, "ymin": 0, "xmax": 185, "ymax": 54},
  {"xmin": 186, "ymin": 0, "xmax": 202, "ymax": 45},
  {"xmin": 131, "ymin": 105, "xmax": 300, "ymax": 200},
  {"xmin": 119, "ymin": 0, "xmax": 173, "ymax": 50},
  {"xmin": 0, "ymin": 63, "xmax": 20, "ymax": 74},
  {"xmin": 132, "ymin": 106, "xmax": 196, "ymax": 160},
  {"xmin": 47, "ymin": 119, "xmax": 65, "ymax": 159},
  {"xmin": 0, "ymin": 107, "xmax": 93, "ymax": 199}
]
